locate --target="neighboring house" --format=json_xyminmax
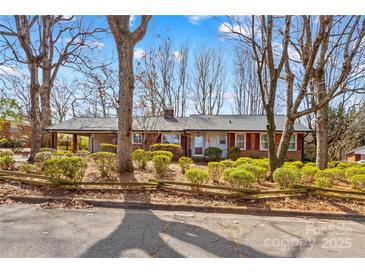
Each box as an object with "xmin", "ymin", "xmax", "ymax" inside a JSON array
[
  {"xmin": 346, "ymin": 145, "xmax": 365, "ymax": 162},
  {"xmin": 47, "ymin": 108, "xmax": 311, "ymax": 160},
  {"xmin": 0, "ymin": 119, "xmax": 31, "ymax": 147}
]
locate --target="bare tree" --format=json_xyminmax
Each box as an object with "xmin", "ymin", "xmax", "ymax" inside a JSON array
[
  {"xmin": 107, "ymin": 15, "xmax": 152, "ymax": 173},
  {"xmin": 191, "ymin": 47, "xmax": 225, "ymax": 115},
  {"xmin": 0, "ymin": 15, "xmax": 105, "ymax": 160},
  {"xmin": 51, "ymin": 78, "xmax": 75, "ymax": 123},
  {"xmin": 232, "ymin": 49, "xmax": 263, "ymax": 115}
]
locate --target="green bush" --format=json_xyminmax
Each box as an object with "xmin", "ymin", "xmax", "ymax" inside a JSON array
[
  {"xmin": 150, "ymin": 143, "xmax": 181, "ymax": 150},
  {"xmin": 336, "ymin": 162, "xmax": 350, "ymax": 170},
  {"xmin": 252, "ymin": 158, "xmax": 269, "ymax": 171},
  {"xmin": 152, "ymin": 155, "xmax": 171, "ymax": 176},
  {"xmin": 221, "ymin": 159, "xmax": 235, "ymax": 169},
  {"xmin": 44, "ymin": 156, "xmax": 87, "ymax": 182},
  {"xmin": 178, "ymin": 157, "xmax": 193, "ymax": 174},
  {"xmin": 344, "ymin": 166, "xmax": 365, "ymax": 179},
  {"xmin": 39, "ymin": 147, "xmax": 56, "ymax": 153},
  {"xmin": 223, "ymin": 167, "xmax": 236, "ymax": 182},
  {"xmin": 301, "ymin": 166, "xmax": 320, "ymax": 184},
  {"xmin": 314, "ymin": 172, "xmax": 333, "ymax": 188},
  {"xmin": 305, "ymin": 162, "xmax": 315, "ymax": 167},
  {"xmin": 208, "ymin": 162, "xmax": 224, "ymax": 183},
  {"xmin": 18, "ymin": 163, "xmax": 41, "ymax": 174},
  {"xmin": 100, "ymin": 143, "xmax": 117, "ymax": 153},
  {"xmin": 90, "ymin": 152, "xmax": 116, "ymax": 178},
  {"xmin": 227, "ymin": 168, "xmax": 255, "ymax": 188},
  {"xmin": 273, "ymin": 167, "xmax": 301, "ymax": 189},
  {"xmin": 328, "ymin": 161, "xmax": 340, "ymax": 168},
  {"xmin": 240, "ymin": 164, "xmax": 267, "ymax": 183},
  {"xmin": 0, "ymin": 155, "xmax": 15, "ymax": 170},
  {"xmin": 322, "ymin": 168, "xmax": 345, "ymax": 182},
  {"xmin": 76, "ymin": 150, "xmax": 91, "ymax": 157},
  {"xmin": 185, "ymin": 168, "xmax": 209, "ymax": 185},
  {"xmin": 291, "ymin": 161, "xmax": 304, "ymax": 169},
  {"xmin": 351, "ymin": 175, "xmax": 365, "ymax": 190},
  {"xmin": 204, "ymin": 147, "xmax": 222, "ymax": 161},
  {"xmin": 34, "ymin": 151, "xmax": 53, "ymax": 163},
  {"xmin": 150, "ymin": 150, "xmax": 173, "ymax": 161},
  {"xmin": 132, "ymin": 149, "xmax": 147, "ymax": 169},
  {"xmin": 234, "ymin": 157, "xmax": 254, "ymax": 167},
  {"xmin": 0, "ymin": 150, "xmax": 14, "ymax": 157},
  {"xmin": 54, "ymin": 150, "xmax": 74, "ymax": 157},
  {"xmin": 228, "ymin": 146, "xmax": 241, "ymax": 160}
]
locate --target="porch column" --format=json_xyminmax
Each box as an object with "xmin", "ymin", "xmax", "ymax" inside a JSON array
[
  {"xmin": 72, "ymin": 134, "xmax": 77, "ymax": 152},
  {"xmin": 51, "ymin": 132, "xmax": 58, "ymax": 150}
]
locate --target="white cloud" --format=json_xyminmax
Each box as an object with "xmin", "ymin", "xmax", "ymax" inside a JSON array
[
  {"xmin": 0, "ymin": 65, "xmax": 22, "ymax": 78},
  {"xmin": 87, "ymin": 41, "xmax": 105, "ymax": 49},
  {"xmin": 134, "ymin": 48, "xmax": 146, "ymax": 59},
  {"xmin": 129, "ymin": 15, "xmax": 136, "ymax": 27},
  {"xmin": 173, "ymin": 51, "xmax": 182, "ymax": 62},
  {"xmin": 187, "ymin": 16, "xmax": 211, "ymax": 25},
  {"xmin": 218, "ymin": 22, "xmax": 251, "ymax": 38}
]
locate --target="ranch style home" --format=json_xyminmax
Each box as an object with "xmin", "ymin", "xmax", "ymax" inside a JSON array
[{"xmin": 47, "ymin": 108, "xmax": 311, "ymax": 161}]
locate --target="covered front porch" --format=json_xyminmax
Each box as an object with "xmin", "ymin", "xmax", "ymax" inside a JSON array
[{"xmin": 188, "ymin": 131, "xmax": 229, "ymax": 158}]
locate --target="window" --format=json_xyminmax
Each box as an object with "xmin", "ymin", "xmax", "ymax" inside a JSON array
[
  {"xmin": 260, "ymin": 134, "xmax": 269, "ymax": 150},
  {"xmin": 162, "ymin": 133, "xmax": 180, "ymax": 144},
  {"xmin": 235, "ymin": 133, "xmax": 245, "ymax": 149},
  {"xmin": 219, "ymin": 134, "xmax": 226, "ymax": 145},
  {"xmin": 132, "ymin": 133, "xmax": 142, "ymax": 144},
  {"xmin": 288, "ymin": 135, "xmax": 297, "ymax": 151}
]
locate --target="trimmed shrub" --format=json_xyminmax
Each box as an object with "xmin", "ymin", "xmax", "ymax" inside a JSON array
[
  {"xmin": 314, "ymin": 172, "xmax": 333, "ymax": 188},
  {"xmin": 0, "ymin": 150, "xmax": 14, "ymax": 157},
  {"xmin": 152, "ymin": 155, "xmax": 171, "ymax": 176},
  {"xmin": 39, "ymin": 148, "xmax": 56, "ymax": 154},
  {"xmin": 54, "ymin": 150, "xmax": 74, "ymax": 157},
  {"xmin": 305, "ymin": 162, "xmax": 315, "ymax": 167},
  {"xmin": 185, "ymin": 168, "xmax": 209, "ymax": 186},
  {"xmin": 234, "ymin": 157, "xmax": 254, "ymax": 167},
  {"xmin": 76, "ymin": 150, "xmax": 91, "ymax": 157},
  {"xmin": 273, "ymin": 167, "xmax": 301, "ymax": 189},
  {"xmin": 301, "ymin": 166, "xmax": 320, "ymax": 184},
  {"xmin": 90, "ymin": 152, "xmax": 116, "ymax": 178},
  {"xmin": 328, "ymin": 161, "xmax": 340, "ymax": 168},
  {"xmin": 344, "ymin": 167, "xmax": 365, "ymax": 179},
  {"xmin": 34, "ymin": 151, "xmax": 53, "ymax": 163},
  {"xmin": 18, "ymin": 163, "xmax": 41, "ymax": 174},
  {"xmin": 150, "ymin": 143, "xmax": 181, "ymax": 150},
  {"xmin": 322, "ymin": 168, "xmax": 345, "ymax": 182},
  {"xmin": 227, "ymin": 168, "xmax": 255, "ymax": 188},
  {"xmin": 291, "ymin": 161, "xmax": 304, "ymax": 169},
  {"xmin": 204, "ymin": 147, "xmax": 222, "ymax": 161},
  {"xmin": 100, "ymin": 143, "xmax": 117, "ymax": 153},
  {"xmin": 240, "ymin": 164, "xmax": 267, "ymax": 183},
  {"xmin": 150, "ymin": 150, "xmax": 173, "ymax": 161},
  {"xmin": 221, "ymin": 159, "xmax": 235, "ymax": 169},
  {"xmin": 44, "ymin": 156, "xmax": 87, "ymax": 182},
  {"xmin": 351, "ymin": 175, "xmax": 365, "ymax": 190},
  {"xmin": 228, "ymin": 146, "xmax": 241, "ymax": 160},
  {"xmin": 223, "ymin": 167, "xmax": 236, "ymax": 182},
  {"xmin": 0, "ymin": 155, "xmax": 15, "ymax": 170},
  {"xmin": 336, "ymin": 162, "xmax": 350, "ymax": 170},
  {"xmin": 208, "ymin": 161, "xmax": 224, "ymax": 183},
  {"xmin": 178, "ymin": 157, "xmax": 193, "ymax": 174},
  {"xmin": 132, "ymin": 149, "xmax": 147, "ymax": 169},
  {"xmin": 252, "ymin": 158, "xmax": 269, "ymax": 171}
]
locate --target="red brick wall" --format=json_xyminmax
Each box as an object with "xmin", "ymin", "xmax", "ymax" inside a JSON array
[
  {"xmin": 347, "ymin": 152, "xmax": 361, "ymax": 163},
  {"xmin": 0, "ymin": 121, "xmax": 31, "ymax": 147},
  {"xmin": 227, "ymin": 132, "xmax": 304, "ymax": 161}
]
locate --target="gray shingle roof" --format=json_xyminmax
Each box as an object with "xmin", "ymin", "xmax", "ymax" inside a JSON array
[
  {"xmin": 347, "ymin": 145, "xmax": 365, "ymax": 154},
  {"xmin": 47, "ymin": 115, "xmax": 311, "ymax": 132}
]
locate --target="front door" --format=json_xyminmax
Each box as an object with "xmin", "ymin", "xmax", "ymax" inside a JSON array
[
  {"xmin": 206, "ymin": 132, "xmax": 228, "ymax": 158},
  {"xmin": 193, "ymin": 134, "xmax": 204, "ymax": 156}
]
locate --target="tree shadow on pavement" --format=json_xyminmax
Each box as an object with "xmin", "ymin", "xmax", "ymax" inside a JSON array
[{"xmin": 80, "ymin": 187, "xmax": 272, "ymax": 258}]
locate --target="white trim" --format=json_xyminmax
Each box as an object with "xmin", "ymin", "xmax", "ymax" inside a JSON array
[
  {"xmin": 132, "ymin": 132, "xmax": 142, "ymax": 144},
  {"xmin": 260, "ymin": 133, "xmax": 269, "ymax": 151},
  {"xmin": 161, "ymin": 133, "xmax": 181, "ymax": 145},
  {"xmin": 235, "ymin": 132, "xmax": 246, "ymax": 150},
  {"xmin": 193, "ymin": 134, "xmax": 204, "ymax": 156},
  {"xmin": 288, "ymin": 134, "xmax": 297, "ymax": 152}
]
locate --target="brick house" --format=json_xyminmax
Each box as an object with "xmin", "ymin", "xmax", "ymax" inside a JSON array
[
  {"xmin": 0, "ymin": 119, "xmax": 32, "ymax": 147},
  {"xmin": 346, "ymin": 145, "xmax": 365, "ymax": 162},
  {"xmin": 47, "ymin": 108, "xmax": 311, "ymax": 161}
]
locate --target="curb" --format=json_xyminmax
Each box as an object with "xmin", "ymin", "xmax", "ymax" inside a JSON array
[{"xmin": 6, "ymin": 194, "xmax": 365, "ymax": 221}]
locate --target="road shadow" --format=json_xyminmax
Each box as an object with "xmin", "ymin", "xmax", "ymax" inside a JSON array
[{"xmin": 80, "ymin": 181, "xmax": 272, "ymax": 258}]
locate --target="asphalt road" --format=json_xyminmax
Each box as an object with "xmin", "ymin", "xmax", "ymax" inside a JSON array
[{"xmin": 0, "ymin": 204, "xmax": 364, "ymax": 257}]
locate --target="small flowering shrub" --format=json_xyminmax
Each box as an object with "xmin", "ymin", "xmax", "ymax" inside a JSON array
[
  {"xmin": 273, "ymin": 167, "xmax": 301, "ymax": 189},
  {"xmin": 301, "ymin": 166, "xmax": 320, "ymax": 184},
  {"xmin": 178, "ymin": 157, "xmax": 193, "ymax": 174},
  {"xmin": 132, "ymin": 149, "xmax": 147, "ymax": 169},
  {"xmin": 90, "ymin": 152, "xmax": 116, "ymax": 178},
  {"xmin": 351, "ymin": 175, "xmax": 365, "ymax": 190},
  {"xmin": 252, "ymin": 158, "xmax": 269, "ymax": 171},
  {"xmin": 100, "ymin": 143, "xmax": 117, "ymax": 153},
  {"xmin": 223, "ymin": 167, "xmax": 236, "ymax": 182},
  {"xmin": 185, "ymin": 168, "xmax": 209, "ymax": 185},
  {"xmin": 44, "ymin": 156, "xmax": 87, "ymax": 182},
  {"xmin": 54, "ymin": 150, "xmax": 74, "ymax": 157},
  {"xmin": 152, "ymin": 155, "xmax": 171, "ymax": 176},
  {"xmin": 321, "ymin": 168, "xmax": 345, "ymax": 182},
  {"xmin": 226, "ymin": 168, "xmax": 255, "ymax": 189},
  {"xmin": 208, "ymin": 161, "xmax": 224, "ymax": 183},
  {"xmin": 291, "ymin": 161, "xmax": 304, "ymax": 169}
]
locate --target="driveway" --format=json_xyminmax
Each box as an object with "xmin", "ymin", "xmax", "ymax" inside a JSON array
[{"xmin": 0, "ymin": 204, "xmax": 364, "ymax": 257}]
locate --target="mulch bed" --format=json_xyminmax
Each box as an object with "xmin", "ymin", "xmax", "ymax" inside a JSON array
[{"xmin": 1, "ymin": 180, "xmax": 365, "ymax": 215}]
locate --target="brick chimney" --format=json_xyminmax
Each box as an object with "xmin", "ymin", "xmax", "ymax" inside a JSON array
[{"xmin": 163, "ymin": 107, "xmax": 175, "ymax": 120}]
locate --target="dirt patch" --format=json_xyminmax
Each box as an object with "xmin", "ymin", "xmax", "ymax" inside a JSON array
[{"xmin": 40, "ymin": 199, "xmax": 93, "ymax": 209}]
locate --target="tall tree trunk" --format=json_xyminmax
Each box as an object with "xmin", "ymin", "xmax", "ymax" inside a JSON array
[
  {"xmin": 40, "ymin": 81, "xmax": 52, "ymax": 147},
  {"xmin": 116, "ymin": 40, "xmax": 135, "ymax": 172},
  {"xmin": 314, "ymin": 73, "xmax": 329, "ymax": 169},
  {"xmin": 266, "ymin": 108, "xmax": 278, "ymax": 179}
]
